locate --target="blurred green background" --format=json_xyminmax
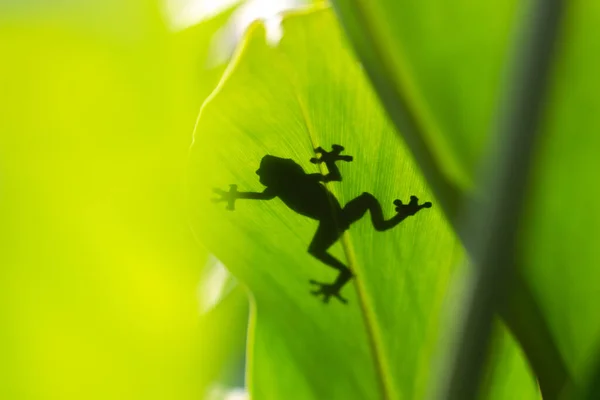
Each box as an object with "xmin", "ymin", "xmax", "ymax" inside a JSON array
[{"xmin": 0, "ymin": 0, "xmax": 256, "ymax": 398}]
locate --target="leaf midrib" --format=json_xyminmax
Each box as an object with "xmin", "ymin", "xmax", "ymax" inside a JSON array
[{"xmin": 292, "ymin": 82, "xmax": 397, "ymax": 400}]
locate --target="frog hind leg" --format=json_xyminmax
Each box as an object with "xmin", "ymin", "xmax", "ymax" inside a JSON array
[
  {"xmin": 343, "ymin": 192, "xmax": 431, "ymax": 231},
  {"xmin": 307, "ymin": 222, "xmax": 351, "ymax": 304}
]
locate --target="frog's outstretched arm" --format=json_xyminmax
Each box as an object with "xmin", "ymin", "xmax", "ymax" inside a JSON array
[
  {"xmin": 212, "ymin": 185, "xmax": 275, "ymax": 210},
  {"xmin": 310, "ymin": 144, "xmax": 353, "ymax": 182}
]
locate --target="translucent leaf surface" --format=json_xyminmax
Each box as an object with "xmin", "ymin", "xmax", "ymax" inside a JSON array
[{"xmin": 188, "ymin": 7, "xmax": 538, "ymax": 399}]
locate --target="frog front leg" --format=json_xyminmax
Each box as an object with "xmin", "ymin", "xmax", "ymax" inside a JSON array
[
  {"xmin": 310, "ymin": 144, "xmax": 353, "ymax": 182},
  {"xmin": 212, "ymin": 185, "xmax": 275, "ymax": 210}
]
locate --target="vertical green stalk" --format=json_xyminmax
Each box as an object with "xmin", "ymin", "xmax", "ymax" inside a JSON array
[{"xmin": 437, "ymin": 0, "xmax": 565, "ymax": 398}]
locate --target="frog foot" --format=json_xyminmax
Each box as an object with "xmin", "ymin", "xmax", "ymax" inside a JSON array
[
  {"xmin": 309, "ymin": 280, "xmax": 348, "ymax": 304},
  {"xmin": 310, "ymin": 144, "xmax": 353, "ymax": 164},
  {"xmin": 393, "ymin": 195, "xmax": 432, "ymax": 216}
]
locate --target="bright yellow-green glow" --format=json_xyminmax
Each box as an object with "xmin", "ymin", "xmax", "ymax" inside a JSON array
[{"xmin": 0, "ymin": 1, "xmax": 246, "ymax": 399}]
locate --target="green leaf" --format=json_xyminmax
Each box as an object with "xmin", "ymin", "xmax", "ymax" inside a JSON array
[
  {"xmin": 478, "ymin": 322, "xmax": 541, "ymax": 400},
  {"xmin": 188, "ymin": 7, "xmax": 538, "ymax": 398}
]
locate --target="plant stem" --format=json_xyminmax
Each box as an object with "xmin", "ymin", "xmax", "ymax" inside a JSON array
[{"xmin": 437, "ymin": 0, "xmax": 565, "ymax": 398}]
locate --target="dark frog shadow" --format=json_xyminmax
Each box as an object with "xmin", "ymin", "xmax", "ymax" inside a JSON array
[{"xmin": 213, "ymin": 144, "xmax": 432, "ymax": 304}]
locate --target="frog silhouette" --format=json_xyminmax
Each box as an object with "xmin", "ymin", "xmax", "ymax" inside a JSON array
[{"xmin": 213, "ymin": 145, "xmax": 432, "ymax": 304}]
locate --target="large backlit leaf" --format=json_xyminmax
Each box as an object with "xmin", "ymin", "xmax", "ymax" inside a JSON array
[{"xmin": 188, "ymin": 7, "xmax": 539, "ymax": 399}]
